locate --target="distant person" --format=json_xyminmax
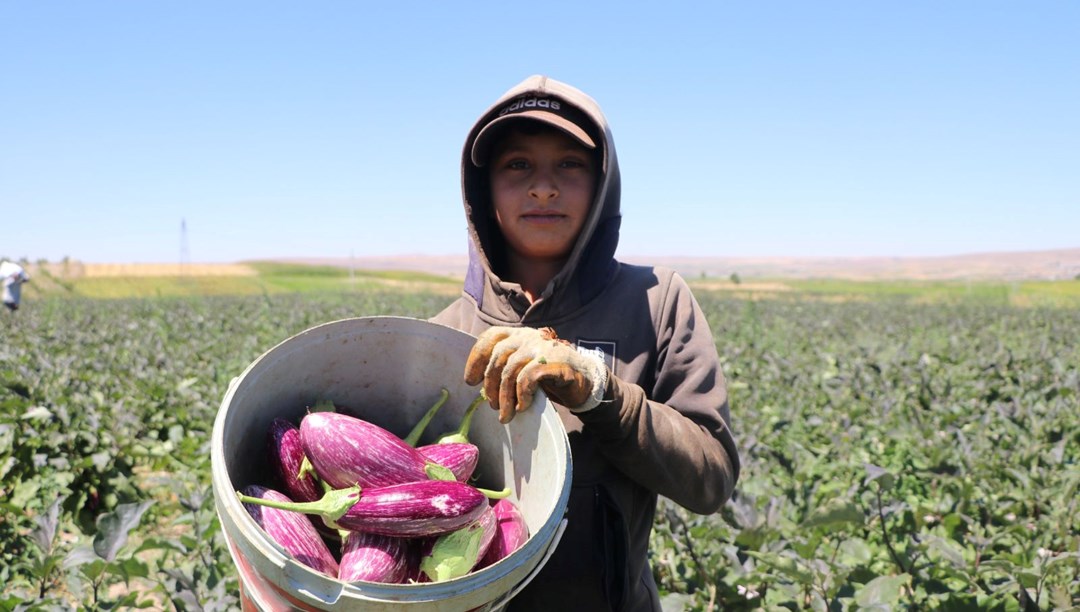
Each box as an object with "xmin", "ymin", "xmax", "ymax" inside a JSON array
[
  {"xmin": 1, "ymin": 260, "xmax": 30, "ymax": 311},
  {"xmin": 431, "ymin": 75, "xmax": 740, "ymax": 611}
]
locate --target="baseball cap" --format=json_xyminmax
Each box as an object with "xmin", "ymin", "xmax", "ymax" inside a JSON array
[{"xmin": 471, "ymin": 95, "xmax": 597, "ymax": 166}]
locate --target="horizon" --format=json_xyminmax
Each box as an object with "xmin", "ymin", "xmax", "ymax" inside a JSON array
[
  {"xmin": 19, "ymin": 246, "xmax": 1080, "ymax": 283},
  {"xmin": 10, "ymin": 245, "xmax": 1080, "ymax": 267},
  {"xmin": 3, "ymin": 2, "xmax": 1078, "ymax": 264}
]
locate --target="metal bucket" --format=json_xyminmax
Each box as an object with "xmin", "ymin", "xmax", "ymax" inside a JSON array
[{"xmin": 210, "ymin": 316, "xmax": 572, "ymax": 611}]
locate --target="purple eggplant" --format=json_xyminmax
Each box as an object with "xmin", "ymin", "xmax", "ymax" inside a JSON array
[
  {"xmin": 339, "ymin": 531, "xmax": 411, "ymax": 583},
  {"xmin": 417, "ymin": 442, "xmax": 479, "ymax": 482},
  {"xmin": 267, "ymin": 418, "xmax": 321, "ymax": 503},
  {"xmin": 477, "ymin": 498, "xmax": 530, "ymax": 569},
  {"xmin": 416, "ymin": 392, "xmax": 484, "ymax": 481},
  {"xmin": 300, "ymin": 411, "xmax": 452, "ymax": 489},
  {"xmin": 239, "ymin": 485, "xmax": 339, "ymax": 578},
  {"xmin": 237, "ymin": 480, "xmax": 509, "ymax": 539}
]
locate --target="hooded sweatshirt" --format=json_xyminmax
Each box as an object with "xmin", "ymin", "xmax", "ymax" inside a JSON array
[{"xmin": 432, "ymin": 75, "xmax": 740, "ymax": 611}]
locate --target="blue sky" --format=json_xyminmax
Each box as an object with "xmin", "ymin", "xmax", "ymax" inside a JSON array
[{"xmin": 2, "ymin": 2, "xmax": 1077, "ymax": 263}]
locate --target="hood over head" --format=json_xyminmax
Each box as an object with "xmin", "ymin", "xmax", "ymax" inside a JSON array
[{"xmin": 460, "ymin": 75, "xmax": 622, "ymax": 323}]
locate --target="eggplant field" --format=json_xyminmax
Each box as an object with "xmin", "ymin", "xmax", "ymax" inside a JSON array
[{"xmin": 1, "ymin": 290, "xmax": 1078, "ymax": 610}]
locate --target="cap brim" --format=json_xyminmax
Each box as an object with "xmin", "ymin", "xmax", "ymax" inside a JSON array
[{"xmin": 471, "ymin": 110, "xmax": 596, "ymax": 167}]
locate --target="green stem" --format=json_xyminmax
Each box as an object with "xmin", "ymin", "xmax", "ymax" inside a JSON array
[
  {"xmin": 298, "ymin": 455, "xmax": 317, "ymax": 483},
  {"xmin": 237, "ymin": 485, "xmax": 361, "ymax": 523},
  {"xmin": 477, "ymin": 486, "xmax": 512, "ymax": 500},
  {"xmin": 436, "ymin": 392, "xmax": 485, "ymax": 445},
  {"xmin": 311, "ymin": 398, "xmax": 337, "ymax": 413},
  {"xmin": 404, "ymin": 388, "xmax": 450, "ymax": 447}
]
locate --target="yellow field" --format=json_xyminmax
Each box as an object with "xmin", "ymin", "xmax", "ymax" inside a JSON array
[{"xmin": 40, "ymin": 262, "xmax": 257, "ymax": 278}]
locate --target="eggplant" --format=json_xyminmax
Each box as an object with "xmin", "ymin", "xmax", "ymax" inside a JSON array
[
  {"xmin": 237, "ymin": 480, "xmax": 509, "ymax": 539},
  {"xmin": 239, "ymin": 485, "xmax": 339, "ymax": 578},
  {"xmin": 267, "ymin": 418, "xmax": 321, "ymax": 503},
  {"xmin": 416, "ymin": 392, "xmax": 484, "ymax": 481},
  {"xmin": 300, "ymin": 411, "xmax": 453, "ymax": 489},
  {"xmin": 417, "ymin": 442, "xmax": 479, "ymax": 482},
  {"xmin": 477, "ymin": 498, "xmax": 530, "ymax": 569},
  {"xmin": 339, "ymin": 531, "xmax": 411, "ymax": 583}
]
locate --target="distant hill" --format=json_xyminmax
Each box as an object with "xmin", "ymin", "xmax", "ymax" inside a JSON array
[{"xmin": 282, "ymin": 248, "xmax": 1080, "ymax": 281}]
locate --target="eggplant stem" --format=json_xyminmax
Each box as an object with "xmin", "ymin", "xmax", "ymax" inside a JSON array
[
  {"xmin": 476, "ymin": 486, "xmax": 512, "ymax": 500},
  {"xmin": 437, "ymin": 392, "xmax": 485, "ymax": 445},
  {"xmin": 404, "ymin": 388, "xmax": 450, "ymax": 447},
  {"xmin": 237, "ymin": 485, "xmax": 362, "ymax": 521}
]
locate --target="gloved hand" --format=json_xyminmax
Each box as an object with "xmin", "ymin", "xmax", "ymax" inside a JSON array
[{"xmin": 464, "ymin": 326, "xmax": 609, "ymax": 423}]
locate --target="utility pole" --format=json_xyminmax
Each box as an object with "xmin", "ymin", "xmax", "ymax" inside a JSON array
[{"xmin": 180, "ymin": 218, "xmax": 189, "ymax": 276}]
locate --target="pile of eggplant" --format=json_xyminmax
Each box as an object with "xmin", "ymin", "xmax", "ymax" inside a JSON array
[{"xmin": 236, "ymin": 390, "xmax": 530, "ymax": 584}]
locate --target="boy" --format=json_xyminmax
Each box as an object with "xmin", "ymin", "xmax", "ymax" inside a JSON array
[{"xmin": 432, "ymin": 75, "xmax": 739, "ymax": 611}]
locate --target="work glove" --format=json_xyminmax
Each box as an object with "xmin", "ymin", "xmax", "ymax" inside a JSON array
[{"xmin": 464, "ymin": 326, "xmax": 609, "ymax": 424}]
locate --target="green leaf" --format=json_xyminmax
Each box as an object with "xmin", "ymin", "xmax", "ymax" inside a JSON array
[
  {"xmin": 1015, "ymin": 569, "xmax": 1040, "ymax": 589},
  {"xmin": 64, "ymin": 544, "xmax": 99, "ymax": 571},
  {"xmin": 420, "ymin": 521, "xmax": 485, "ymax": 582},
  {"xmin": 864, "ymin": 464, "xmax": 896, "ymax": 490},
  {"xmin": 734, "ymin": 525, "xmax": 768, "ymax": 550},
  {"xmin": 117, "ymin": 556, "xmax": 151, "ymax": 580},
  {"xmin": 838, "ymin": 538, "xmax": 873, "ymax": 566},
  {"xmin": 31, "ymin": 496, "xmax": 63, "ymax": 554},
  {"xmin": 748, "ymin": 551, "xmax": 815, "ymax": 583},
  {"xmin": 801, "ymin": 497, "xmax": 863, "ymax": 530},
  {"xmin": 93, "ymin": 500, "xmax": 154, "ymax": 561},
  {"xmin": 659, "ymin": 592, "xmax": 693, "ymax": 611},
  {"xmin": 854, "ymin": 574, "xmax": 909, "ymax": 607},
  {"xmin": 78, "ymin": 558, "xmax": 107, "ymax": 582},
  {"xmin": 1048, "ymin": 584, "xmax": 1074, "ymax": 610},
  {"xmin": 11, "ymin": 479, "xmax": 41, "ymax": 509},
  {"xmin": 923, "ymin": 535, "xmax": 967, "ymax": 570}
]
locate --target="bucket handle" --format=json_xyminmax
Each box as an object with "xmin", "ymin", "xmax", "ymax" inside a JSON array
[
  {"xmin": 487, "ymin": 517, "xmax": 568, "ymax": 611},
  {"xmin": 283, "ymin": 559, "xmax": 344, "ymax": 607}
]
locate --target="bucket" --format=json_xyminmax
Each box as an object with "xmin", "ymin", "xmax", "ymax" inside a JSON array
[{"xmin": 211, "ymin": 316, "xmax": 572, "ymax": 611}]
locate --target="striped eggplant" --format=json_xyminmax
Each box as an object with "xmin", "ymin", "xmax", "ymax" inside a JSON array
[
  {"xmin": 300, "ymin": 411, "xmax": 452, "ymax": 489},
  {"xmin": 336, "ymin": 480, "xmax": 491, "ymax": 537},
  {"xmin": 267, "ymin": 418, "xmax": 321, "ymax": 503},
  {"xmin": 473, "ymin": 503, "xmax": 499, "ymax": 564},
  {"xmin": 239, "ymin": 485, "xmax": 339, "ymax": 578},
  {"xmin": 417, "ymin": 442, "xmax": 479, "ymax": 482},
  {"xmin": 418, "ymin": 503, "xmax": 498, "ymax": 582},
  {"xmin": 477, "ymin": 498, "xmax": 530, "ymax": 569},
  {"xmin": 339, "ymin": 531, "xmax": 411, "ymax": 583},
  {"xmin": 237, "ymin": 480, "xmax": 507, "ymax": 539},
  {"xmin": 415, "ymin": 392, "xmax": 484, "ymax": 481}
]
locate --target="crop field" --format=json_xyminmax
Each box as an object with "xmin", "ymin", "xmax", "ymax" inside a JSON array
[{"xmin": 1, "ymin": 279, "xmax": 1078, "ymax": 610}]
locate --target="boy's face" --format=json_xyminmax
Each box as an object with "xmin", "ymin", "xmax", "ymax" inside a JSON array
[{"xmin": 487, "ymin": 126, "xmax": 596, "ymax": 265}]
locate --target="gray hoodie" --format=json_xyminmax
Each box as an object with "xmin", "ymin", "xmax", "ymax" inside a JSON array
[{"xmin": 433, "ymin": 75, "xmax": 739, "ymax": 611}]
